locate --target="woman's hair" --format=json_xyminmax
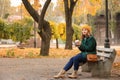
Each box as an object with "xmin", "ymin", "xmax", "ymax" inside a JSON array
[{"xmin": 81, "ymin": 24, "xmax": 92, "ymax": 39}]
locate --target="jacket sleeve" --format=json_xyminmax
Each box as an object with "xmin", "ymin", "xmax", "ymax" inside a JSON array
[
  {"xmin": 78, "ymin": 40, "xmax": 85, "ymax": 51},
  {"xmin": 78, "ymin": 37, "xmax": 96, "ymax": 52}
]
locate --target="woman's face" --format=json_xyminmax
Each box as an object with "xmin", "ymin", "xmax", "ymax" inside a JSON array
[{"xmin": 82, "ymin": 28, "xmax": 89, "ymax": 36}]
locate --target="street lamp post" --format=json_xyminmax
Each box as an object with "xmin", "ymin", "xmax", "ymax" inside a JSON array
[{"xmin": 104, "ymin": 0, "xmax": 110, "ymax": 48}]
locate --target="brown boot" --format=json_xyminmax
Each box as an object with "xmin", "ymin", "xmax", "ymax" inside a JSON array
[
  {"xmin": 68, "ymin": 70, "xmax": 78, "ymax": 79},
  {"xmin": 53, "ymin": 69, "xmax": 66, "ymax": 79}
]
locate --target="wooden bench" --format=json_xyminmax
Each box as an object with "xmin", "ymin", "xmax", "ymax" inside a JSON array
[{"xmin": 82, "ymin": 48, "xmax": 116, "ymax": 78}]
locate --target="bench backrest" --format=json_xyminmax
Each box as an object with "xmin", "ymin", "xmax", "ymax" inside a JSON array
[{"xmin": 97, "ymin": 48, "xmax": 114, "ymax": 58}]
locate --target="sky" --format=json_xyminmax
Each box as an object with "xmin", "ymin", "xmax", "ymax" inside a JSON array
[{"xmin": 10, "ymin": 0, "xmax": 57, "ymax": 7}]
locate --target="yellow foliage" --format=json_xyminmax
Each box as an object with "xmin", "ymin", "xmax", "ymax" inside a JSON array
[
  {"xmin": 74, "ymin": 0, "xmax": 102, "ymax": 16},
  {"xmin": 57, "ymin": 23, "xmax": 66, "ymax": 41},
  {"xmin": 58, "ymin": 23, "xmax": 66, "ymax": 35},
  {"xmin": 57, "ymin": 0, "xmax": 64, "ymax": 12},
  {"xmin": 72, "ymin": 24, "xmax": 81, "ymax": 41},
  {"xmin": 49, "ymin": 21, "xmax": 66, "ymax": 40},
  {"xmin": 88, "ymin": 6, "xmax": 96, "ymax": 16},
  {"xmin": 49, "ymin": 21, "xmax": 59, "ymax": 39},
  {"xmin": 17, "ymin": 0, "xmax": 41, "ymax": 17},
  {"xmin": 33, "ymin": 0, "xmax": 41, "ymax": 11}
]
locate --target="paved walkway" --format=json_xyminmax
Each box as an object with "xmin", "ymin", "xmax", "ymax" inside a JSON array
[{"xmin": 0, "ymin": 57, "xmax": 120, "ymax": 80}]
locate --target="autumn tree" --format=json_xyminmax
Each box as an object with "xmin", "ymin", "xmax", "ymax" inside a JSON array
[
  {"xmin": 49, "ymin": 21, "xmax": 66, "ymax": 49},
  {"xmin": 63, "ymin": 0, "xmax": 78, "ymax": 49},
  {"xmin": 49, "ymin": 21, "xmax": 59, "ymax": 48},
  {"xmin": 72, "ymin": 24, "xmax": 81, "ymax": 41},
  {"xmin": 73, "ymin": 0, "xmax": 102, "ymax": 24},
  {"xmin": 0, "ymin": 17, "xmax": 33, "ymax": 44},
  {"xmin": 22, "ymin": 0, "xmax": 52, "ymax": 56},
  {"xmin": 58, "ymin": 23, "xmax": 66, "ymax": 41},
  {"xmin": 107, "ymin": 0, "xmax": 120, "ymax": 44},
  {"xmin": 10, "ymin": 17, "xmax": 33, "ymax": 44},
  {"xmin": 0, "ymin": 18, "xmax": 9, "ymax": 39},
  {"xmin": 55, "ymin": 0, "xmax": 101, "ymax": 49}
]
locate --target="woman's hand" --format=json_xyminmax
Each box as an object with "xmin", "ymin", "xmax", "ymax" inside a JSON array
[{"xmin": 74, "ymin": 40, "xmax": 81, "ymax": 47}]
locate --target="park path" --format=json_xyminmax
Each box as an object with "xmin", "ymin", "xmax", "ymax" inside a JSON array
[{"xmin": 0, "ymin": 56, "xmax": 120, "ymax": 80}]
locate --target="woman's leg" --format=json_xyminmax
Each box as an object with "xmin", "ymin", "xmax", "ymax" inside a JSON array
[
  {"xmin": 63, "ymin": 57, "xmax": 74, "ymax": 71},
  {"xmin": 73, "ymin": 53, "xmax": 87, "ymax": 70},
  {"xmin": 54, "ymin": 57, "xmax": 74, "ymax": 78},
  {"xmin": 54, "ymin": 53, "xmax": 86, "ymax": 79},
  {"xmin": 63, "ymin": 53, "xmax": 87, "ymax": 71},
  {"xmin": 68, "ymin": 53, "xmax": 87, "ymax": 78}
]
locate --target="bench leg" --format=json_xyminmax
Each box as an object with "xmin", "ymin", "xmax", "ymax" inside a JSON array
[{"xmin": 82, "ymin": 62, "xmax": 96, "ymax": 72}]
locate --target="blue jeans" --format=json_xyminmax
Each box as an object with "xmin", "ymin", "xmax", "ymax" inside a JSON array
[{"xmin": 63, "ymin": 53, "xmax": 87, "ymax": 71}]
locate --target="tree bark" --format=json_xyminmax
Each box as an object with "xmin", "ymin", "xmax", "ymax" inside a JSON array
[
  {"xmin": 56, "ymin": 38, "xmax": 59, "ymax": 49},
  {"xmin": 38, "ymin": 21, "xmax": 51, "ymax": 56},
  {"xmin": 64, "ymin": 0, "xmax": 78, "ymax": 49},
  {"xmin": 22, "ymin": 0, "xmax": 51, "ymax": 56}
]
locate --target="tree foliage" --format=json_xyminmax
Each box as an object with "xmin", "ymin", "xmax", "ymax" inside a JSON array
[
  {"xmin": 49, "ymin": 21, "xmax": 81, "ymax": 42},
  {"xmin": 0, "ymin": 17, "xmax": 33, "ymax": 44},
  {"xmin": 0, "ymin": 18, "xmax": 9, "ymax": 39},
  {"xmin": 74, "ymin": 0, "xmax": 102, "ymax": 17},
  {"xmin": 49, "ymin": 21, "xmax": 58, "ymax": 39},
  {"xmin": 10, "ymin": 17, "xmax": 33, "ymax": 43},
  {"xmin": 58, "ymin": 23, "xmax": 66, "ymax": 41},
  {"xmin": 49, "ymin": 21, "xmax": 66, "ymax": 41},
  {"xmin": 73, "ymin": 24, "xmax": 81, "ymax": 41}
]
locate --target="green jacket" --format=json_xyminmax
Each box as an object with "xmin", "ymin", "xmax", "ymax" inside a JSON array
[{"xmin": 78, "ymin": 36, "xmax": 97, "ymax": 58}]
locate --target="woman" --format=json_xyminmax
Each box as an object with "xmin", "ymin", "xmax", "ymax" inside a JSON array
[{"xmin": 54, "ymin": 24, "xmax": 97, "ymax": 79}]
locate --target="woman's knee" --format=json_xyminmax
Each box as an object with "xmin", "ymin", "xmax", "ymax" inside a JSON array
[
  {"xmin": 73, "ymin": 54, "xmax": 83, "ymax": 62},
  {"xmin": 73, "ymin": 54, "xmax": 81, "ymax": 60},
  {"xmin": 73, "ymin": 56, "xmax": 80, "ymax": 62},
  {"xmin": 70, "ymin": 57, "xmax": 73, "ymax": 60}
]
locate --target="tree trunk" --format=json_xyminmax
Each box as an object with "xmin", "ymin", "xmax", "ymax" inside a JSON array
[
  {"xmin": 22, "ymin": 0, "xmax": 51, "ymax": 56},
  {"xmin": 40, "ymin": 38, "xmax": 51, "ymax": 56},
  {"xmin": 56, "ymin": 38, "xmax": 59, "ymax": 49},
  {"xmin": 64, "ymin": 0, "xmax": 77, "ymax": 49},
  {"xmin": 65, "ymin": 16, "xmax": 74, "ymax": 49},
  {"xmin": 38, "ymin": 21, "xmax": 51, "ymax": 56}
]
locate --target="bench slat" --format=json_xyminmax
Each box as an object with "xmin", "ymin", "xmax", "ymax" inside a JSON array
[
  {"xmin": 97, "ymin": 48, "xmax": 114, "ymax": 53},
  {"xmin": 97, "ymin": 52, "xmax": 111, "ymax": 58}
]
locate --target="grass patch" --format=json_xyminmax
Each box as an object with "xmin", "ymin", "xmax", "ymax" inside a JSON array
[{"xmin": 6, "ymin": 49, "xmax": 15, "ymax": 58}]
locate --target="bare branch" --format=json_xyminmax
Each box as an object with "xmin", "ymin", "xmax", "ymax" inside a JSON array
[
  {"xmin": 70, "ymin": 0, "xmax": 78, "ymax": 15},
  {"xmin": 22, "ymin": 0, "xmax": 39, "ymax": 22},
  {"xmin": 40, "ymin": 0, "xmax": 51, "ymax": 21}
]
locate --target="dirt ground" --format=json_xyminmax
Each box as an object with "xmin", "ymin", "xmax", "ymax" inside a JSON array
[{"xmin": 0, "ymin": 56, "xmax": 120, "ymax": 80}]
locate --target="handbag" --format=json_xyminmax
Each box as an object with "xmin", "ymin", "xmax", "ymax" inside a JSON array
[{"xmin": 87, "ymin": 54, "xmax": 98, "ymax": 62}]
